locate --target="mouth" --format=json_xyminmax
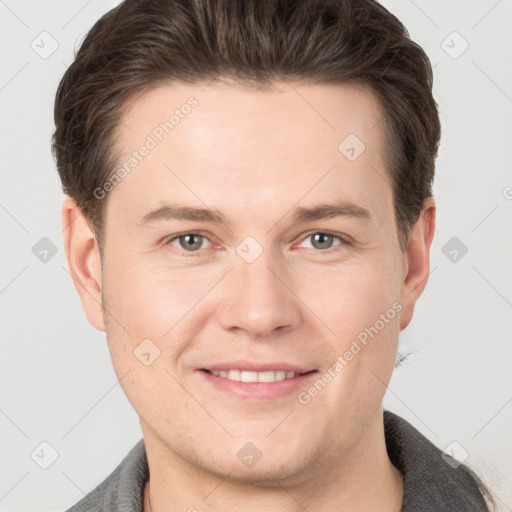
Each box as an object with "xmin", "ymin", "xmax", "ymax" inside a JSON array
[{"xmin": 198, "ymin": 364, "xmax": 318, "ymax": 401}]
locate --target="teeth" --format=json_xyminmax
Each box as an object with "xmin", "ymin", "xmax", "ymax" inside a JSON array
[
  {"xmin": 275, "ymin": 370, "xmax": 286, "ymax": 381},
  {"xmin": 241, "ymin": 370, "xmax": 258, "ymax": 382},
  {"xmin": 208, "ymin": 369, "xmax": 302, "ymax": 382},
  {"xmin": 257, "ymin": 370, "xmax": 277, "ymax": 383}
]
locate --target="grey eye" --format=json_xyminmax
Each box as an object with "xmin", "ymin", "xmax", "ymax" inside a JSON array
[
  {"xmin": 171, "ymin": 234, "xmax": 207, "ymax": 251},
  {"xmin": 301, "ymin": 231, "xmax": 346, "ymax": 250},
  {"xmin": 308, "ymin": 233, "xmax": 337, "ymax": 250}
]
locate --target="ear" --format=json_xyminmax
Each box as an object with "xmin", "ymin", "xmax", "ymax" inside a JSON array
[
  {"xmin": 61, "ymin": 196, "xmax": 105, "ymax": 331},
  {"xmin": 399, "ymin": 197, "xmax": 436, "ymax": 331}
]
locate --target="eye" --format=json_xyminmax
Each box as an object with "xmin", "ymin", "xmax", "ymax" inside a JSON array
[
  {"xmin": 167, "ymin": 233, "xmax": 212, "ymax": 252},
  {"xmin": 297, "ymin": 232, "xmax": 347, "ymax": 251}
]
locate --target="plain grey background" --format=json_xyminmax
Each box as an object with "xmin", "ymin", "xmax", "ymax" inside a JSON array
[{"xmin": 1, "ymin": 1, "xmax": 511, "ymax": 510}]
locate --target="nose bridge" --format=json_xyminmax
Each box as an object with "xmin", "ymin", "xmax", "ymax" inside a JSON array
[{"xmin": 216, "ymin": 235, "xmax": 301, "ymax": 338}]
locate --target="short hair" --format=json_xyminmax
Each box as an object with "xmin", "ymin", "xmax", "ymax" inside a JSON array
[{"xmin": 52, "ymin": 0, "xmax": 441, "ymax": 253}]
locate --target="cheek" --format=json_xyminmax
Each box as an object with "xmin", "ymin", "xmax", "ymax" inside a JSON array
[
  {"xmin": 297, "ymin": 254, "xmax": 402, "ymax": 345},
  {"xmin": 100, "ymin": 260, "xmax": 208, "ymax": 423},
  {"xmin": 302, "ymin": 253, "xmax": 402, "ymax": 399},
  {"xmin": 296, "ymin": 260, "xmax": 401, "ymax": 430},
  {"xmin": 105, "ymin": 253, "xmax": 211, "ymax": 328},
  {"xmin": 100, "ymin": 256, "xmax": 211, "ymax": 373}
]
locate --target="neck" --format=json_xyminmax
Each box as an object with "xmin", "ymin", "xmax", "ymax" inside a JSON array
[{"xmin": 142, "ymin": 409, "xmax": 403, "ymax": 512}]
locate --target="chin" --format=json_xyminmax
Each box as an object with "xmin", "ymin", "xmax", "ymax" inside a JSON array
[
  {"xmin": 207, "ymin": 456, "xmax": 313, "ymax": 487},
  {"xmin": 202, "ymin": 436, "xmax": 317, "ymax": 484}
]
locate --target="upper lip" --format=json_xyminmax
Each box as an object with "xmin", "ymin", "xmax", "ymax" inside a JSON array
[{"xmin": 200, "ymin": 361, "xmax": 314, "ymax": 374}]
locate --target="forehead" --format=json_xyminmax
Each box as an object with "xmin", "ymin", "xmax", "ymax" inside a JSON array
[
  {"xmin": 119, "ymin": 80, "xmax": 385, "ymax": 151},
  {"xmin": 107, "ymin": 80, "xmax": 391, "ymax": 228}
]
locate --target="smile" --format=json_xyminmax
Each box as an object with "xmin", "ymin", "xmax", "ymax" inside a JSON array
[{"xmin": 205, "ymin": 369, "xmax": 303, "ymax": 382}]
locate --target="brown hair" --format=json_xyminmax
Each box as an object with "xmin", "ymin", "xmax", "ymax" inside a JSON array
[{"xmin": 52, "ymin": 0, "xmax": 440, "ymax": 253}]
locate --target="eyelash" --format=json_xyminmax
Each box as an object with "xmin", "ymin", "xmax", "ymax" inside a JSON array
[{"xmin": 164, "ymin": 230, "xmax": 351, "ymax": 257}]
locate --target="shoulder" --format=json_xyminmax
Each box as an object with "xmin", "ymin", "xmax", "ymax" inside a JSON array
[
  {"xmin": 63, "ymin": 439, "xmax": 148, "ymax": 512},
  {"xmin": 384, "ymin": 410, "xmax": 490, "ymax": 511}
]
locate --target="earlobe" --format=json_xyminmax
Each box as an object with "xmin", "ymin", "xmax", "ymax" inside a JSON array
[
  {"xmin": 61, "ymin": 197, "xmax": 106, "ymax": 332},
  {"xmin": 399, "ymin": 197, "xmax": 436, "ymax": 331}
]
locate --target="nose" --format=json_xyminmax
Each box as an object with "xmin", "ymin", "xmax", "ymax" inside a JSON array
[{"xmin": 215, "ymin": 243, "xmax": 302, "ymax": 340}]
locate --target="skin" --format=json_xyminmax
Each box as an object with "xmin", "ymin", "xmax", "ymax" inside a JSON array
[{"xmin": 62, "ymin": 80, "xmax": 435, "ymax": 511}]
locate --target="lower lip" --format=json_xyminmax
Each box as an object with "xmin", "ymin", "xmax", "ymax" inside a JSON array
[{"xmin": 198, "ymin": 370, "xmax": 318, "ymax": 401}]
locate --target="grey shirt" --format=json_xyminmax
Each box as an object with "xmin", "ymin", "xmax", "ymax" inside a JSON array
[{"xmin": 65, "ymin": 411, "xmax": 489, "ymax": 511}]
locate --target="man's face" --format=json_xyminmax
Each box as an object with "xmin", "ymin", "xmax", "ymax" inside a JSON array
[{"xmin": 97, "ymin": 81, "xmax": 410, "ymax": 482}]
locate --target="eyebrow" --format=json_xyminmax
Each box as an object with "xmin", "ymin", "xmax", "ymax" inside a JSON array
[{"xmin": 137, "ymin": 200, "xmax": 372, "ymax": 227}]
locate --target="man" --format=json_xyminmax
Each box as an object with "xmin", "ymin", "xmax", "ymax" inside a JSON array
[{"xmin": 53, "ymin": 0, "xmax": 493, "ymax": 510}]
